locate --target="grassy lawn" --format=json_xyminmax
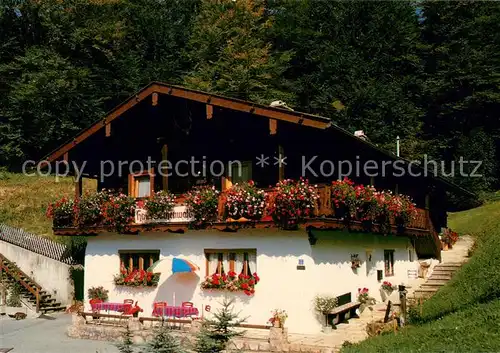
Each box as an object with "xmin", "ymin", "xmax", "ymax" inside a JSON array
[
  {"xmin": 342, "ymin": 200, "xmax": 500, "ymax": 352},
  {"xmin": 342, "ymin": 300, "xmax": 500, "ymax": 353},
  {"xmin": 0, "ymin": 172, "xmax": 95, "ymax": 236}
]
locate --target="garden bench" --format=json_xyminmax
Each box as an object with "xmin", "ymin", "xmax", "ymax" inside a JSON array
[{"xmin": 328, "ymin": 292, "xmax": 361, "ymax": 328}]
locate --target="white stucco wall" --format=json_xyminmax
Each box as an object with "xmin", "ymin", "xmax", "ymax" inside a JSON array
[
  {"xmin": 84, "ymin": 229, "xmax": 418, "ymax": 334},
  {"xmin": 0, "ymin": 241, "xmax": 73, "ymax": 306}
]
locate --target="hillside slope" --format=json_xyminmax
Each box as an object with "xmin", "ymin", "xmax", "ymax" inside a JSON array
[
  {"xmin": 341, "ymin": 200, "xmax": 500, "ymax": 352},
  {"xmin": 0, "ymin": 172, "xmax": 94, "ymax": 236}
]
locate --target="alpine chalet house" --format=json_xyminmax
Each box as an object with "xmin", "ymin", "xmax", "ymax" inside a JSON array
[{"xmin": 41, "ymin": 82, "xmax": 468, "ymax": 334}]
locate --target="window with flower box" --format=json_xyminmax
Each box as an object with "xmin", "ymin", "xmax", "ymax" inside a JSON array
[
  {"xmin": 384, "ymin": 249, "xmax": 395, "ymax": 277},
  {"xmin": 204, "ymin": 249, "xmax": 256, "ymax": 277},
  {"xmin": 119, "ymin": 250, "xmax": 160, "ymax": 272}
]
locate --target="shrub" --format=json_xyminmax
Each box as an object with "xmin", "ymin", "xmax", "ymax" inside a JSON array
[
  {"xmin": 144, "ymin": 191, "xmax": 175, "ymax": 220},
  {"xmin": 313, "ymin": 295, "xmax": 338, "ymax": 326},
  {"xmin": 358, "ymin": 288, "xmax": 376, "ymax": 313},
  {"xmin": 224, "ymin": 181, "xmax": 265, "ymax": 219},
  {"xmin": 7, "ymin": 282, "xmax": 22, "ymax": 307},
  {"xmin": 185, "ymin": 185, "xmax": 220, "ymax": 226},
  {"xmin": 313, "ymin": 295, "xmax": 338, "ymax": 314}
]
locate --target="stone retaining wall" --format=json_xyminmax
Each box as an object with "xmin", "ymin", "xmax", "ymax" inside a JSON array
[{"xmin": 66, "ymin": 314, "xmax": 334, "ymax": 352}]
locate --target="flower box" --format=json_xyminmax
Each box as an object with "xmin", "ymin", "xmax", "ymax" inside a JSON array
[
  {"xmin": 268, "ymin": 178, "xmax": 319, "ymax": 229},
  {"xmin": 114, "ymin": 269, "xmax": 161, "ymax": 287},
  {"xmin": 224, "ymin": 181, "xmax": 265, "ymax": 220},
  {"xmin": 201, "ymin": 271, "xmax": 260, "ymax": 296}
]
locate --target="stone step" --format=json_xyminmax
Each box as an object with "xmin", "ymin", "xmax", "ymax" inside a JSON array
[
  {"xmin": 41, "ymin": 305, "xmax": 66, "ymax": 313},
  {"xmin": 435, "ymin": 263, "xmax": 461, "ymax": 268},
  {"xmin": 423, "ymin": 279, "xmax": 449, "ymax": 286},
  {"xmin": 428, "ymin": 275, "xmax": 453, "ymax": 280},
  {"xmin": 414, "ymin": 287, "xmax": 439, "ymax": 293},
  {"xmin": 420, "ymin": 284, "xmax": 446, "ymax": 289},
  {"xmin": 40, "ymin": 301, "xmax": 62, "ymax": 308},
  {"xmin": 28, "ymin": 297, "xmax": 56, "ymax": 304},
  {"xmin": 431, "ymin": 269, "xmax": 457, "ymax": 275}
]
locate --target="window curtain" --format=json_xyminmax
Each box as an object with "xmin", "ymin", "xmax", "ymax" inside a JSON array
[
  {"xmin": 208, "ymin": 253, "xmax": 218, "ymax": 275},
  {"xmin": 249, "ymin": 252, "xmax": 257, "ymax": 275},
  {"xmin": 235, "ymin": 253, "xmax": 244, "ymax": 274}
]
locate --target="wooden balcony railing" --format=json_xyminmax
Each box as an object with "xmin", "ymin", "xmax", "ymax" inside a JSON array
[
  {"xmin": 0, "ymin": 254, "xmax": 41, "ymax": 312},
  {"xmin": 56, "ymin": 185, "xmax": 434, "ymax": 235},
  {"xmin": 211, "ymin": 184, "xmax": 430, "ymax": 230}
]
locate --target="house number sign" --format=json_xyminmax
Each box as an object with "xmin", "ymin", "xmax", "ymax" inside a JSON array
[{"xmin": 296, "ymin": 258, "xmax": 305, "ymax": 270}]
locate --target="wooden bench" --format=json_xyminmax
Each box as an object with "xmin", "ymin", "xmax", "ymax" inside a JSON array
[{"xmin": 327, "ymin": 293, "xmax": 361, "ymax": 328}]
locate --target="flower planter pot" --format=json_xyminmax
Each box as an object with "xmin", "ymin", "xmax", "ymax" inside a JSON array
[
  {"xmin": 380, "ymin": 289, "xmax": 393, "ymax": 302},
  {"xmin": 361, "ymin": 220, "xmax": 373, "ymax": 232},
  {"xmin": 273, "ymin": 321, "xmax": 281, "ymax": 328},
  {"xmin": 334, "ymin": 205, "xmax": 348, "ymax": 219}
]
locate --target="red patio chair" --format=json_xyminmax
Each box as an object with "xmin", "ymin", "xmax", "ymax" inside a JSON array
[{"xmin": 152, "ymin": 302, "xmax": 168, "ymax": 317}]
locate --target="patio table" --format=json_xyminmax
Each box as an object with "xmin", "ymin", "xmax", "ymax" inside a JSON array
[
  {"xmin": 91, "ymin": 302, "xmax": 132, "ymax": 313},
  {"xmin": 152, "ymin": 306, "xmax": 199, "ymax": 318}
]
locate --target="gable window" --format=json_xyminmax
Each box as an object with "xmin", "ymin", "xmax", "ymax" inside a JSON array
[
  {"xmin": 384, "ymin": 250, "xmax": 395, "ymax": 277},
  {"xmin": 119, "ymin": 250, "xmax": 160, "ymax": 272},
  {"xmin": 205, "ymin": 249, "xmax": 256, "ymax": 277},
  {"xmin": 128, "ymin": 168, "xmax": 155, "ymax": 198}
]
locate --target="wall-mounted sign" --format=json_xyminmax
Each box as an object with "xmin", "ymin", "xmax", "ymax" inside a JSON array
[
  {"xmin": 135, "ymin": 205, "xmax": 194, "ymax": 224},
  {"xmin": 407, "ymin": 269, "xmax": 418, "ymax": 279},
  {"xmin": 297, "ymin": 258, "xmax": 305, "ymax": 270}
]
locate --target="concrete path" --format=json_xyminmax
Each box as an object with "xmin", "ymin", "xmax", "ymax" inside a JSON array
[
  {"xmin": 233, "ymin": 303, "xmax": 387, "ymax": 352},
  {"xmin": 441, "ymin": 235, "xmax": 474, "ymax": 263},
  {"xmin": 0, "ymin": 313, "xmax": 118, "ymax": 353}
]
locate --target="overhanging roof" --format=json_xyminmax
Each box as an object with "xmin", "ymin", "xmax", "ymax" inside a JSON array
[
  {"xmin": 41, "ymin": 82, "xmax": 331, "ymax": 163},
  {"xmin": 40, "ymin": 81, "xmax": 474, "ymax": 197}
]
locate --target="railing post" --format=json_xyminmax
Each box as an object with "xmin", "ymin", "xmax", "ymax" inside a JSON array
[{"xmin": 36, "ymin": 287, "xmax": 40, "ymax": 313}]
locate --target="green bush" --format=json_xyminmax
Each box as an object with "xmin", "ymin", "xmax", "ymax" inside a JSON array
[
  {"xmin": 417, "ymin": 221, "xmax": 500, "ymax": 322},
  {"xmin": 341, "ymin": 300, "xmax": 500, "ymax": 353}
]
